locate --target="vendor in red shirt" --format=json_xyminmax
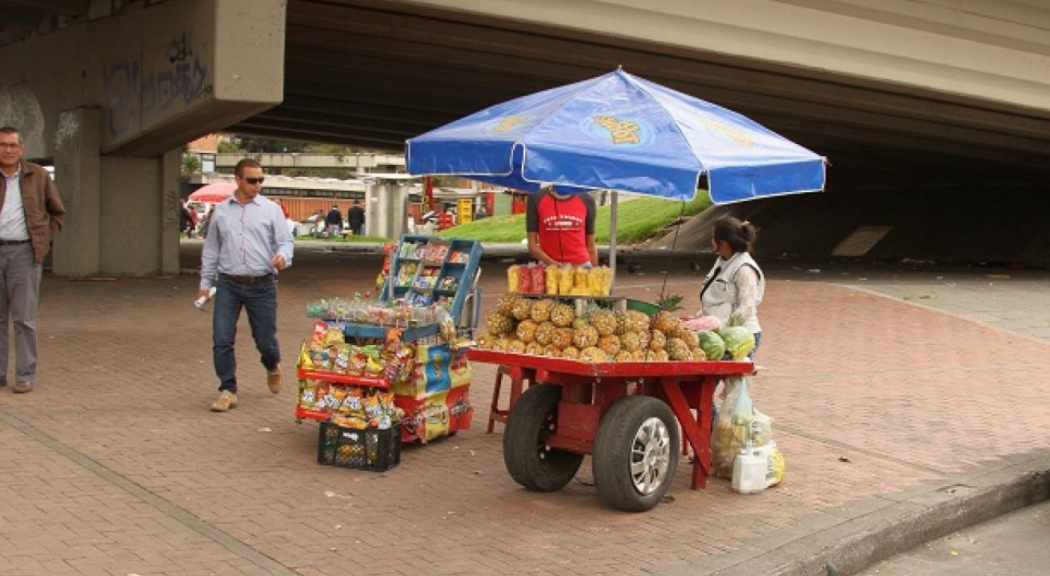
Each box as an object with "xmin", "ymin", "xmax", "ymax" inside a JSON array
[{"xmin": 526, "ymin": 184, "xmax": 598, "ymax": 266}]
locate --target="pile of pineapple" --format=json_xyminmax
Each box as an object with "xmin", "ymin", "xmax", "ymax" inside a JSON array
[{"xmin": 477, "ymin": 295, "xmax": 707, "ymax": 363}]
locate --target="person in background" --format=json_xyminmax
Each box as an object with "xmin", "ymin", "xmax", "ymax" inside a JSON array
[
  {"xmin": 474, "ymin": 203, "xmax": 488, "ymax": 219},
  {"xmin": 526, "ymin": 184, "xmax": 597, "ymax": 266},
  {"xmin": 347, "ymin": 199, "xmax": 365, "ymax": 236},
  {"xmin": 326, "ymin": 203, "xmax": 343, "ymax": 237},
  {"xmin": 0, "ymin": 126, "xmax": 66, "ymax": 394},
  {"xmin": 199, "ymin": 158, "xmax": 294, "ymax": 412},
  {"xmin": 697, "ymin": 217, "xmax": 764, "ymax": 359}
]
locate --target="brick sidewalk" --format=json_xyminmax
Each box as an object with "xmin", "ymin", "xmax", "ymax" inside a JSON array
[{"xmin": 1, "ymin": 245, "xmax": 1049, "ymax": 576}]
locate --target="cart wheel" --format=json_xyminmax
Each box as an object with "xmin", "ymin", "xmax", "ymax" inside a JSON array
[
  {"xmin": 503, "ymin": 384, "xmax": 583, "ymax": 492},
  {"xmin": 592, "ymin": 396, "xmax": 680, "ymax": 512}
]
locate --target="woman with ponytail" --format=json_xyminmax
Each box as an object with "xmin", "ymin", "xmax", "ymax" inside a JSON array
[{"xmin": 697, "ymin": 217, "xmax": 764, "ymax": 358}]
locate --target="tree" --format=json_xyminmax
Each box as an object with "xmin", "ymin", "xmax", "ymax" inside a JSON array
[{"xmin": 181, "ymin": 153, "xmax": 201, "ymax": 175}]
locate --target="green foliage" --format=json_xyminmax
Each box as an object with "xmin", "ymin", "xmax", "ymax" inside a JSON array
[
  {"xmin": 437, "ymin": 192, "xmax": 712, "ymax": 244},
  {"xmin": 180, "ymin": 153, "xmax": 201, "ymax": 175},
  {"xmin": 656, "ymin": 294, "xmax": 684, "ymax": 312},
  {"xmin": 594, "ymin": 193, "xmax": 711, "ymax": 244},
  {"xmin": 438, "ymin": 214, "xmax": 528, "ymax": 242},
  {"xmin": 234, "ymin": 137, "xmax": 308, "ymax": 153}
]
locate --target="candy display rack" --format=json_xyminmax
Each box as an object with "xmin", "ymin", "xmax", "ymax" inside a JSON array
[{"xmin": 296, "ymin": 234, "xmax": 482, "ymax": 447}]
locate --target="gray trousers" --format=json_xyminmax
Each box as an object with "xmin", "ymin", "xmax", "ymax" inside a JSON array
[{"xmin": 0, "ymin": 243, "xmax": 41, "ymax": 384}]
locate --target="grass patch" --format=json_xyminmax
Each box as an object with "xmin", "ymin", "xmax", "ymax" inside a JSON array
[
  {"xmin": 439, "ymin": 193, "xmax": 712, "ymax": 244},
  {"xmin": 296, "ymin": 234, "xmax": 392, "ymax": 243}
]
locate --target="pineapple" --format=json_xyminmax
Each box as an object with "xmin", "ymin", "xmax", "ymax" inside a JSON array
[
  {"xmin": 649, "ymin": 330, "xmax": 667, "ymax": 351},
  {"xmin": 492, "ymin": 337, "xmax": 510, "ymax": 352},
  {"xmin": 613, "ymin": 311, "xmax": 630, "ymax": 335},
  {"xmin": 507, "ymin": 339, "xmax": 527, "ymax": 354},
  {"xmin": 550, "ymin": 303, "xmax": 575, "ymax": 327},
  {"xmin": 511, "ymin": 298, "xmax": 533, "ymax": 321},
  {"xmin": 534, "ymin": 321, "xmax": 556, "ymax": 346},
  {"xmin": 571, "ymin": 317, "xmax": 590, "ymax": 330},
  {"xmin": 496, "ymin": 294, "xmax": 519, "ymax": 315},
  {"xmin": 598, "ymin": 334, "xmax": 622, "ymax": 357},
  {"xmin": 631, "ymin": 350, "xmax": 647, "ymax": 362},
  {"xmin": 579, "ymin": 346, "xmax": 610, "ymax": 363},
  {"xmin": 614, "ymin": 350, "xmax": 633, "ymax": 362},
  {"xmin": 666, "ymin": 337, "xmax": 691, "ymax": 361},
  {"xmin": 525, "ymin": 342, "xmax": 544, "ymax": 356},
  {"xmin": 589, "ymin": 309, "xmax": 617, "ymax": 337},
  {"xmin": 562, "ymin": 346, "xmax": 581, "ymax": 360},
  {"xmin": 621, "ymin": 331, "xmax": 642, "ymax": 352},
  {"xmin": 691, "ymin": 348, "xmax": 707, "ymax": 361},
  {"xmin": 486, "ymin": 312, "xmax": 515, "ymax": 335},
  {"xmin": 627, "ymin": 310, "xmax": 651, "ymax": 333},
  {"xmin": 530, "ymin": 298, "xmax": 556, "ymax": 323},
  {"xmin": 553, "ymin": 328, "xmax": 575, "ymax": 350},
  {"xmin": 544, "ymin": 344, "xmax": 560, "ymax": 357},
  {"xmin": 516, "ymin": 319, "xmax": 539, "ymax": 343},
  {"xmin": 652, "ymin": 311, "xmax": 679, "ymax": 335},
  {"xmin": 636, "ymin": 330, "xmax": 651, "ymax": 351},
  {"xmin": 572, "ymin": 325, "xmax": 599, "ymax": 349},
  {"xmin": 477, "ymin": 334, "xmax": 492, "ymax": 349},
  {"xmin": 680, "ymin": 330, "xmax": 700, "ymax": 349}
]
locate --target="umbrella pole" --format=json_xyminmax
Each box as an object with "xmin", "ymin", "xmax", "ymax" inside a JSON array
[{"xmin": 609, "ymin": 190, "xmax": 618, "ymax": 293}]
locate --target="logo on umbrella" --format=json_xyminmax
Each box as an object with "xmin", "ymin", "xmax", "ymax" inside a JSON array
[
  {"xmin": 583, "ymin": 115, "xmax": 653, "ymax": 146},
  {"xmin": 488, "ymin": 115, "xmax": 528, "ymax": 133}
]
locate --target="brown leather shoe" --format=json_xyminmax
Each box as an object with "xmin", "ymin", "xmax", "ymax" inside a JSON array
[
  {"xmin": 267, "ymin": 365, "xmax": 282, "ymax": 394},
  {"xmin": 13, "ymin": 381, "xmax": 33, "ymax": 393},
  {"xmin": 210, "ymin": 390, "xmax": 237, "ymax": 412}
]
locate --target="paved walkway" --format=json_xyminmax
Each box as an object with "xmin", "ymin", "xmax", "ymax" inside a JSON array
[{"xmin": 1, "ymin": 243, "xmax": 1048, "ymax": 576}]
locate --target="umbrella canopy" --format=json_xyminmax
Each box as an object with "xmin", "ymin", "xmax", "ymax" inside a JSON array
[
  {"xmin": 407, "ymin": 69, "xmax": 825, "ymax": 204},
  {"xmin": 188, "ymin": 182, "xmax": 236, "ymax": 203}
]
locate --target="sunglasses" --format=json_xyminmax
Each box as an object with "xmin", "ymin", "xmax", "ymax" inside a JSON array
[{"xmin": 242, "ymin": 177, "xmax": 265, "ymax": 185}]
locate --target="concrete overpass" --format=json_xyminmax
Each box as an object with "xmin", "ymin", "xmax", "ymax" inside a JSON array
[{"xmin": 2, "ymin": 0, "xmax": 1049, "ymax": 275}]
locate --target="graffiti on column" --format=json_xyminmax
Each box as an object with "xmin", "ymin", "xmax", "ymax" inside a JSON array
[
  {"xmin": 0, "ymin": 84, "xmax": 45, "ymax": 157},
  {"xmin": 163, "ymin": 187, "xmax": 180, "ymax": 231},
  {"xmin": 103, "ymin": 31, "xmax": 212, "ymax": 140}
]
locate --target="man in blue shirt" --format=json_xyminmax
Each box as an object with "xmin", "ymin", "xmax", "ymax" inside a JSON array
[{"xmin": 199, "ymin": 159, "xmax": 294, "ymax": 412}]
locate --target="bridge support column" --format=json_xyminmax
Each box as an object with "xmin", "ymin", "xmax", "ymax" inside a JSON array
[{"xmin": 52, "ymin": 108, "xmax": 102, "ymax": 277}]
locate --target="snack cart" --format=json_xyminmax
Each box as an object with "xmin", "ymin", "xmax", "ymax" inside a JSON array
[{"xmin": 295, "ymin": 235, "xmax": 483, "ymax": 470}]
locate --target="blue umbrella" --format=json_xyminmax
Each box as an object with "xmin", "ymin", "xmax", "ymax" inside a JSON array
[{"xmin": 406, "ymin": 68, "xmax": 825, "ymax": 204}]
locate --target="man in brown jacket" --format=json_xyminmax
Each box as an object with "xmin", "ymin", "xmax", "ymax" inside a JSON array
[{"xmin": 0, "ymin": 126, "xmax": 66, "ymax": 393}]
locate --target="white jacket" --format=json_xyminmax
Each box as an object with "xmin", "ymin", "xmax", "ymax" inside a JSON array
[{"xmin": 700, "ymin": 252, "xmax": 764, "ymax": 334}]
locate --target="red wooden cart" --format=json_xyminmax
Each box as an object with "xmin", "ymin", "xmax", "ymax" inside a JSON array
[{"xmin": 468, "ymin": 349, "xmax": 754, "ymax": 511}]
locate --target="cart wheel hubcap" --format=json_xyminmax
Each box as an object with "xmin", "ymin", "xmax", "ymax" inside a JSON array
[{"xmin": 630, "ymin": 417, "xmax": 671, "ymax": 495}]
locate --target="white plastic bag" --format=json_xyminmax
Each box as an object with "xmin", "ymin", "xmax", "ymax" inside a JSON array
[{"xmin": 712, "ymin": 377, "xmax": 785, "ymax": 484}]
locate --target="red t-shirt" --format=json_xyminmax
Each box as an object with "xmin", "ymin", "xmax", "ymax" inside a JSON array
[{"xmin": 526, "ymin": 191, "xmax": 596, "ymax": 265}]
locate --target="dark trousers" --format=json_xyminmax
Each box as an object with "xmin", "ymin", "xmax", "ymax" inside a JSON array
[{"xmin": 213, "ymin": 276, "xmax": 280, "ymax": 393}]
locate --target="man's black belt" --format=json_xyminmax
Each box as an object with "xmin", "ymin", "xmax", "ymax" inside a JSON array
[
  {"xmin": 220, "ymin": 273, "xmax": 275, "ymax": 284},
  {"xmin": 0, "ymin": 239, "xmax": 30, "ymax": 246}
]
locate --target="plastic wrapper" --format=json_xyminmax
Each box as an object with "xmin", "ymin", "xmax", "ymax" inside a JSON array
[
  {"xmin": 711, "ymin": 377, "xmax": 784, "ymax": 485},
  {"xmin": 518, "ymin": 265, "xmax": 533, "ymax": 294},
  {"xmin": 574, "ymin": 267, "xmax": 589, "ymax": 291},
  {"xmin": 546, "ymin": 266, "xmax": 561, "ymax": 295},
  {"xmin": 507, "ymin": 265, "xmax": 520, "ymax": 292},
  {"xmin": 530, "ymin": 264, "xmax": 546, "ymax": 295},
  {"xmin": 559, "ymin": 265, "xmax": 575, "ymax": 295},
  {"xmin": 684, "ymin": 316, "xmax": 721, "ymax": 332}
]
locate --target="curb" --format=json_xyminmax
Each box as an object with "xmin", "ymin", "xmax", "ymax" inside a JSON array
[{"xmin": 710, "ymin": 453, "xmax": 1050, "ymax": 576}]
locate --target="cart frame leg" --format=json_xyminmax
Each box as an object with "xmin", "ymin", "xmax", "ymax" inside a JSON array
[{"xmin": 660, "ymin": 378, "xmax": 714, "ymax": 489}]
